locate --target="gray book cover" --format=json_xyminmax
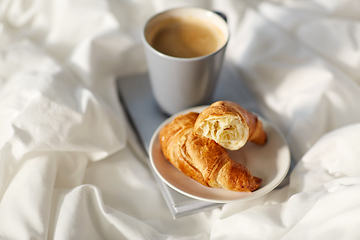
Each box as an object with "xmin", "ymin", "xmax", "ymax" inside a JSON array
[{"xmin": 116, "ymin": 61, "xmax": 261, "ymax": 218}]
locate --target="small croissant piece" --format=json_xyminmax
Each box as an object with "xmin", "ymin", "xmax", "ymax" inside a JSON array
[
  {"xmin": 194, "ymin": 101, "xmax": 267, "ymax": 151},
  {"xmin": 159, "ymin": 112, "xmax": 262, "ymax": 192}
]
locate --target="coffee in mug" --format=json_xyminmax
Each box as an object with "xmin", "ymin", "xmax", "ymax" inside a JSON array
[
  {"xmin": 149, "ymin": 17, "xmax": 225, "ymax": 58},
  {"xmin": 143, "ymin": 8, "xmax": 229, "ymax": 115}
]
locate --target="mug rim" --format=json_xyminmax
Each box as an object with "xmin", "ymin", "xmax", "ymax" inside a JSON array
[{"xmin": 142, "ymin": 7, "xmax": 230, "ymax": 61}]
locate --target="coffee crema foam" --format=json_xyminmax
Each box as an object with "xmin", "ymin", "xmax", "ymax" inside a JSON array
[{"xmin": 149, "ymin": 17, "xmax": 225, "ymax": 58}]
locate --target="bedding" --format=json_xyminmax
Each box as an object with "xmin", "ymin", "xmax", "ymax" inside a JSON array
[{"xmin": 1, "ymin": 0, "xmax": 360, "ymax": 239}]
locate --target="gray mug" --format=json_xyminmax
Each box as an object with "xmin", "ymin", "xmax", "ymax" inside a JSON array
[{"xmin": 142, "ymin": 7, "xmax": 229, "ymax": 115}]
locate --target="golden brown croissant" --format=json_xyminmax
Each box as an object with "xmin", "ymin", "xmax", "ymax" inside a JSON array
[
  {"xmin": 194, "ymin": 101, "xmax": 267, "ymax": 150},
  {"xmin": 159, "ymin": 112, "xmax": 262, "ymax": 192}
]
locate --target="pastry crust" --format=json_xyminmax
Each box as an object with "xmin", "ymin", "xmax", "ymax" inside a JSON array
[
  {"xmin": 159, "ymin": 112, "xmax": 262, "ymax": 192},
  {"xmin": 194, "ymin": 101, "xmax": 267, "ymax": 150}
]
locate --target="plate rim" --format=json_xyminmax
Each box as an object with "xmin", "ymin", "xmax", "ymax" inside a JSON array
[{"xmin": 149, "ymin": 105, "xmax": 291, "ymax": 203}]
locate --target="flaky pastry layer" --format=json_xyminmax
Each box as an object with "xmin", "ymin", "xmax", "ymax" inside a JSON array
[
  {"xmin": 194, "ymin": 101, "xmax": 267, "ymax": 150},
  {"xmin": 195, "ymin": 114, "xmax": 248, "ymax": 150}
]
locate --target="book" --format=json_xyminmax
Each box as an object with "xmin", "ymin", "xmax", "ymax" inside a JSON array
[{"xmin": 116, "ymin": 61, "xmax": 261, "ymax": 218}]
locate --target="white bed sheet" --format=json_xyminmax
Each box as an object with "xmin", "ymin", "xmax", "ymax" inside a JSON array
[{"xmin": 1, "ymin": 0, "xmax": 360, "ymax": 239}]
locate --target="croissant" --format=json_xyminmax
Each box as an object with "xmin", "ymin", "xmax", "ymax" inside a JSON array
[
  {"xmin": 194, "ymin": 101, "xmax": 267, "ymax": 150},
  {"xmin": 159, "ymin": 112, "xmax": 262, "ymax": 192}
]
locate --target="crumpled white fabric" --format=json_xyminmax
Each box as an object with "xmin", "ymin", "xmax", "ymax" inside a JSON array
[{"xmin": 0, "ymin": 0, "xmax": 360, "ymax": 239}]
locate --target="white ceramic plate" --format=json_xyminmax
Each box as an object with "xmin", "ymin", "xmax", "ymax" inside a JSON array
[{"xmin": 149, "ymin": 106, "xmax": 291, "ymax": 203}]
